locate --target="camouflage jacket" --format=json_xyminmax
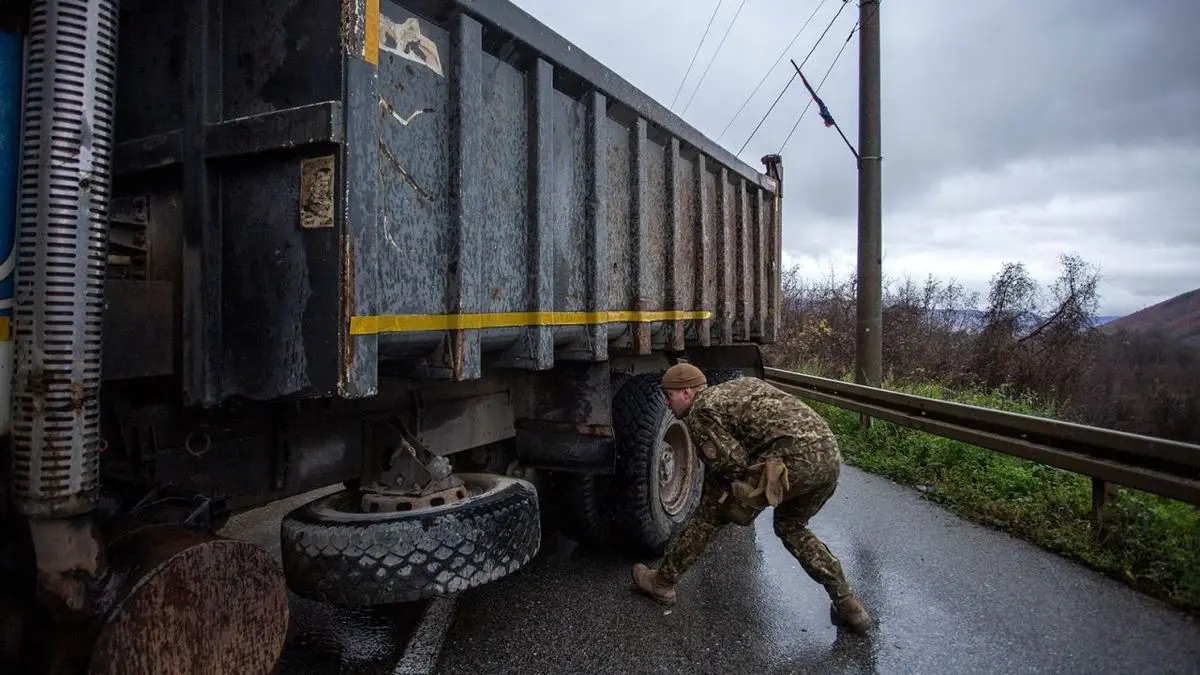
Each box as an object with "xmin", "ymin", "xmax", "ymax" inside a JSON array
[{"xmin": 684, "ymin": 377, "xmax": 839, "ymax": 479}]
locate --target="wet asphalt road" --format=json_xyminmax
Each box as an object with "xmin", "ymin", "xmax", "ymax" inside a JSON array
[{"xmin": 221, "ymin": 466, "xmax": 1200, "ymax": 674}]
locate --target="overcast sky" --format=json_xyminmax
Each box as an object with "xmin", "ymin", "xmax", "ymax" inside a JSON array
[{"xmin": 509, "ymin": 0, "xmax": 1199, "ymax": 317}]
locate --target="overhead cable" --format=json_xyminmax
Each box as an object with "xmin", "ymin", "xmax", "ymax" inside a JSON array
[
  {"xmin": 736, "ymin": 0, "xmax": 851, "ymax": 155},
  {"xmin": 670, "ymin": 0, "xmax": 725, "ymax": 110},
  {"xmin": 680, "ymin": 0, "xmax": 752, "ymax": 116},
  {"xmin": 716, "ymin": 0, "xmax": 830, "ymax": 142}
]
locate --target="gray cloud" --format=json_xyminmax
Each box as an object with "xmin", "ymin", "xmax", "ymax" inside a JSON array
[{"xmin": 511, "ymin": 0, "xmax": 1200, "ymax": 316}]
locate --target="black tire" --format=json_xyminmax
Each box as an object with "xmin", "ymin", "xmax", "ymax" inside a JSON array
[
  {"xmin": 279, "ymin": 473, "xmax": 540, "ymax": 606},
  {"xmin": 552, "ymin": 472, "xmax": 618, "ymax": 547},
  {"xmin": 611, "ymin": 372, "xmax": 704, "ymax": 555},
  {"xmin": 550, "ymin": 370, "xmax": 631, "ymax": 548}
]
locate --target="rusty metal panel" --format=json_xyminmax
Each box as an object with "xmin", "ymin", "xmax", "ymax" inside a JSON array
[
  {"xmin": 102, "ymin": 280, "xmax": 175, "ymax": 381},
  {"xmin": 753, "ymin": 189, "xmax": 768, "ymax": 340},
  {"xmin": 106, "ymin": 0, "xmax": 785, "ymax": 402},
  {"xmin": 603, "ymin": 114, "xmax": 634, "ymax": 317},
  {"xmin": 525, "ymin": 57, "xmax": 555, "ymax": 369},
  {"xmin": 549, "ymin": 89, "xmax": 590, "ymax": 315},
  {"xmin": 585, "ymin": 91, "xmax": 609, "ymax": 361},
  {"xmin": 642, "ymin": 130, "xmax": 668, "ymax": 321},
  {"xmin": 716, "ymin": 167, "xmax": 735, "ymax": 344}
]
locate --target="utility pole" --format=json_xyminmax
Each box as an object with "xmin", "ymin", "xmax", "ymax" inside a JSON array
[{"xmin": 856, "ymin": 0, "xmax": 882, "ymax": 426}]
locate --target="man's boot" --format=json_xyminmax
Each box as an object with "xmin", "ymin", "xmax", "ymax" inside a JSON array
[
  {"xmin": 829, "ymin": 594, "xmax": 873, "ymax": 634},
  {"xmin": 631, "ymin": 563, "xmax": 676, "ymax": 605}
]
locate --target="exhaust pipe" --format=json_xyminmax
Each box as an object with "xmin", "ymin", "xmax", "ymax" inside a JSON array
[{"xmin": 10, "ymin": 0, "xmax": 119, "ymax": 612}]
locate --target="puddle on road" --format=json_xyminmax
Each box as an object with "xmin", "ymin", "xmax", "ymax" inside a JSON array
[{"xmin": 746, "ymin": 509, "xmax": 885, "ymax": 673}]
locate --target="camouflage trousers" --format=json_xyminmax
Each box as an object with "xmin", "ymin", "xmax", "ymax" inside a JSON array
[{"xmin": 658, "ymin": 444, "xmax": 852, "ymax": 602}]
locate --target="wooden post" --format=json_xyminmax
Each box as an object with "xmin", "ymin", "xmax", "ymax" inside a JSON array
[
  {"xmin": 855, "ymin": 0, "xmax": 883, "ymax": 432},
  {"xmin": 1090, "ymin": 477, "xmax": 1118, "ymax": 543}
]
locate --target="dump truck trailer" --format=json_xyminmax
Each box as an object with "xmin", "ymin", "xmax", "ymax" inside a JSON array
[{"xmin": 0, "ymin": 0, "xmax": 783, "ymax": 671}]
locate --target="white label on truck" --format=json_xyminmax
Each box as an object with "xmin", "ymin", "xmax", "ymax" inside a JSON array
[{"xmin": 379, "ymin": 16, "xmax": 444, "ymax": 77}]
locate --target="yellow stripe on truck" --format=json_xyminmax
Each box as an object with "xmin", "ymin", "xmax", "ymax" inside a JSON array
[
  {"xmin": 349, "ymin": 310, "xmax": 712, "ymax": 336},
  {"xmin": 363, "ymin": 0, "xmax": 380, "ymax": 66}
]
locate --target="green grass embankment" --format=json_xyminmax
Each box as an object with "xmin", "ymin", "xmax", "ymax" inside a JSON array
[{"xmin": 805, "ymin": 378, "xmax": 1200, "ymax": 614}]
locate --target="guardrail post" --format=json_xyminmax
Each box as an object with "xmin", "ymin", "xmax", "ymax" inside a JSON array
[{"xmin": 1090, "ymin": 477, "xmax": 1118, "ymax": 542}]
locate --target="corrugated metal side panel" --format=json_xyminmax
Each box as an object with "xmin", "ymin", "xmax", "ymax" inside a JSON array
[
  {"xmin": 549, "ymin": 91, "xmax": 589, "ymax": 315},
  {"xmin": 373, "ymin": 3, "xmax": 452, "ymax": 324},
  {"xmin": 350, "ymin": 0, "xmax": 781, "ymax": 380}
]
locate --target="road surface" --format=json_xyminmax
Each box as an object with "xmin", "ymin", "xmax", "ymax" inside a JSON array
[{"xmin": 221, "ymin": 465, "xmax": 1200, "ymax": 674}]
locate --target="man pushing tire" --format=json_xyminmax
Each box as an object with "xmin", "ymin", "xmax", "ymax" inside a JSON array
[{"xmin": 629, "ymin": 363, "xmax": 874, "ymax": 634}]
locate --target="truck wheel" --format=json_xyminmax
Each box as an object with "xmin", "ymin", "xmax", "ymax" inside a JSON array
[
  {"xmin": 550, "ymin": 370, "xmax": 630, "ymax": 548},
  {"xmin": 611, "ymin": 373, "xmax": 704, "ymax": 555},
  {"xmin": 279, "ymin": 473, "xmax": 540, "ymax": 606},
  {"xmin": 552, "ymin": 472, "xmax": 617, "ymax": 547}
]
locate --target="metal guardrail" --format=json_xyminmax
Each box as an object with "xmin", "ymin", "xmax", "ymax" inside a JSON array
[{"xmin": 764, "ymin": 367, "xmax": 1200, "ymax": 507}]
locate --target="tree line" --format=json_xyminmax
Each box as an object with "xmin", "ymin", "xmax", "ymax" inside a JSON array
[{"xmin": 763, "ymin": 253, "xmax": 1200, "ymax": 444}]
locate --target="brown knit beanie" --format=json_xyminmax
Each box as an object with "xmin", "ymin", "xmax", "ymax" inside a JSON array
[{"xmin": 661, "ymin": 363, "xmax": 706, "ymax": 390}]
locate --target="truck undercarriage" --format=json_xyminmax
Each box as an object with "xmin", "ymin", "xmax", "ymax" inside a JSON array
[{"xmin": 0, "ymin": 0, "xmax": 784, "ymax": 672}]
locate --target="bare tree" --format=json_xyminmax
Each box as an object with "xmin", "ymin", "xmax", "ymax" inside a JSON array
[{"xmin": 767, "ymin": 251, "xmax": 1196, "ymax": 444}]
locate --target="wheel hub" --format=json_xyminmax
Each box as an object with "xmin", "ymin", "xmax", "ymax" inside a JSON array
[
  {"xmin": 361, "ymin": 484, "xmax": 470, "ymax": 513},
  {"xmin": 656, "ymin": 419, "xmax": 696, "ymax": 517},
  {"xmin": 659, "ymin": 442, "xmax": 676, "ymax": 486}
]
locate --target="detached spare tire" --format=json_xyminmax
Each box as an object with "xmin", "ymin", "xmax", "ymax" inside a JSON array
[{"xmin": 279, "ymin": 473, "xmax": 540, "ymax": 606}]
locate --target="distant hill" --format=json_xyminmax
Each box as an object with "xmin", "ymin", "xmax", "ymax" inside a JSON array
[{"xmin": 1100, "ymin": 288, "xmax": 1200, "ymax": 347}]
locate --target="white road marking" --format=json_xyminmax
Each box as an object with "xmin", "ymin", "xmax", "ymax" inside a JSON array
[{"xmin": 392, "ymin": 595, "xmax": 458, "ymax": 675}]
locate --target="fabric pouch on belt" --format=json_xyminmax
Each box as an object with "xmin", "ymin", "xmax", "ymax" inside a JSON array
[
  {"xmin": 730, "ymin": 456, "xmax": 790, "ymax": 509},
  {"xmin": 717, "ymin": 490, "xmax": 761, "ymax": 526}
]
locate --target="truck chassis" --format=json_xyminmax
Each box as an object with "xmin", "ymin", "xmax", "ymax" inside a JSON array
[{"xmin": 0, "ymin": 0, "xmax": 784, "ymax": 672}]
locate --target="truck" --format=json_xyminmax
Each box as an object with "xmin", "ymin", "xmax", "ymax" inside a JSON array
[{"xmin": 0, "ymin": 0, "xmax": 783, "ymax": 672}]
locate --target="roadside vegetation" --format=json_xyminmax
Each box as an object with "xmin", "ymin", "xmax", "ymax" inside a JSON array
[{"xmin": 763, "ymin": 254, "xmax": 1200, "ymax": 614}]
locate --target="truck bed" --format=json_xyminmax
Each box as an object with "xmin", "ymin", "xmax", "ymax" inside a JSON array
[{"xmin": 107, "ymin": 0, "xmax": 782, "ymax": 407}]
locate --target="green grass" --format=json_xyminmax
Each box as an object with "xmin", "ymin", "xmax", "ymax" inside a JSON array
[{"xmin": 806, "ymin": 378, "xmax": 1200, "ymax": 614}]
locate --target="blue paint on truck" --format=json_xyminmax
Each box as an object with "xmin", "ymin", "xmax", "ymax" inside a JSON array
[{"xmin": 0, "ymin": 29, "xmax": 20, "ymax": 327}]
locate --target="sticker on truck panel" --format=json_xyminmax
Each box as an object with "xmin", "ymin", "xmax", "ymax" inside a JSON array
[
  {"xmin": 299, "ymin": 155, "xmax": 336, "ymax": 229},
  {"xmin": 379, "ymin": 16, "xmax": 443, "ymax": 77}
]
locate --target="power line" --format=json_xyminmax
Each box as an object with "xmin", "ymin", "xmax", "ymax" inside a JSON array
[
  {"xmin": 680, "ymin": 0, "xmax": 751, "ymax": 116},
  {"xmin": 777, "ymin": 0, "xmax": 881, "ymax": 154},
  {"xmin": 736, "ymin": 0, "xmax": 852, "ymax": 155},
  {"xmin": 716, "ymin": 0, "xmax": 830, "ymax": 142},
  {"xmin": 670, "ymin": 0, "xmax": 725, "ymax": 110}
]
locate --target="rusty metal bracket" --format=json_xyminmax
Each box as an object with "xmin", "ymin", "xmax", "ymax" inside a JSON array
[
  {"xmin": 513, "ymin": 418, "xmax": 613, "ymax": 438},
  {"xmin": 361, "ymin": 418, "xmax": 464, "ymax": 502}
]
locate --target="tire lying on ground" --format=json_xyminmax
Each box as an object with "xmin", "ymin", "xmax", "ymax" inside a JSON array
[
  {"xmin": 610, "ymin": 372, "xmax": 704, "ymax": 556},
  {"xmin": 279, "ymin": 473, "xmax": 541, "ymax": 606}
]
